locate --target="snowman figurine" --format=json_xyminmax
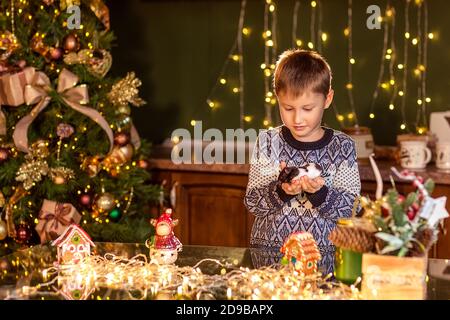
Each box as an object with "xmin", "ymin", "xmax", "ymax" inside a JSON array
[{"xmin": 147, "ymin": 208, "xmax": 182, "ymax": 264}]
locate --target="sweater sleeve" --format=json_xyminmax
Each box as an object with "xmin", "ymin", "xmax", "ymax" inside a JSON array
[
  {"xmin": 244, "ymin": 131, "xmax": 294, "ymax": 217},
  {"xmin": 304, "ymin": 139, "xmax": 361, "ymax": 220}
]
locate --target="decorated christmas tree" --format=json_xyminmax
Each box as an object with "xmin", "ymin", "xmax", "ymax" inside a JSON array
[{"xmin": 0, "ymin": 0, "xmax": 161, "ymax": 256}]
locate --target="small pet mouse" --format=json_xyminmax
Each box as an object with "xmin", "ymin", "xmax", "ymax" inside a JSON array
[{"xmin": 278, "ymin": 163, "xmax": 323, "ymax": 184}]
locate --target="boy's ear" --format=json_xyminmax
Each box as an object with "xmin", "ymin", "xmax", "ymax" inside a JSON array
[{"xmin": 324, "ymin": 89, "xmax": 334, "ymax": 109}]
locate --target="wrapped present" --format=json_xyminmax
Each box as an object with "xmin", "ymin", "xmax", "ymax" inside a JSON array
[
  {"xmin": 0, "ymin": 67, "xmax": 36, "ymax": 135},
  {"xmin": 35, "ymin": 200, "xmax": 81, "ymax": 244},
  {"xmin": 0, "ymin": 67, "xmax": 36, "ymax": 107}
]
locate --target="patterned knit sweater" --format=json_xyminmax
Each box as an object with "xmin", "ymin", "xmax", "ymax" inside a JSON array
[{"xmin": 244, "ymin": 125, "xmax": 361, "ymax": 274}]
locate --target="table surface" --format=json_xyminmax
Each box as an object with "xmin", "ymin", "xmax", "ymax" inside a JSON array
[{"xmin": 0, "ymin": 243, "xmax": 449, "ymax": 300}]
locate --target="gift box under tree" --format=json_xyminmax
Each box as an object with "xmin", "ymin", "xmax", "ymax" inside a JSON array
[{"xmin": 35, "ymin": 200, "xmax": 81, "ymax": 244}]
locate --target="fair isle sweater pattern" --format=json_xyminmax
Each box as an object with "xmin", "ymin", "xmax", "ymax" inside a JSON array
[{"xmin": 244, "ymin": 126, "xmax": 361, "ymax": 274}]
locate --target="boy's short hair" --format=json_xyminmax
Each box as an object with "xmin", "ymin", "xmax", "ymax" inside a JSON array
[{"xmin": 273, "ymin": 49, "xmax": 332, "ymax": 98}]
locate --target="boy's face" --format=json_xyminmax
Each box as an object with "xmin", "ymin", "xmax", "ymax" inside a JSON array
[{"xmin": 278, "ymin": 87, "xmax": 334, "ymax": 142}]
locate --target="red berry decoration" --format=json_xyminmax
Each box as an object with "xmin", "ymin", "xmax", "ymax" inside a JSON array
[
  {"xmin": 381, "ymin": 205, "xmax": 390, "ymax": 218},
  {"xmin": 407, "ymin": 209, "xmax": 417, "ymax": 221}
]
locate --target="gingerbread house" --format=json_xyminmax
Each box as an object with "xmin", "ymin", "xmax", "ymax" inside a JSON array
[
  {"xmin": 58, "ymin": 275, "xmax": 94, "ymax": 300},
  {"xmin": 280, "ymin": 231, "xmax": 321, "ymax": 276},
  {"xmin": 52, "ymin": 224, "xmax": 95, "ymax": 265}
]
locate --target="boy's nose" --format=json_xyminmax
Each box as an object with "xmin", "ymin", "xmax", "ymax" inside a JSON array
[{"xmin": 294, "ymin": 111, "xmax": 303, "ymax": 124}]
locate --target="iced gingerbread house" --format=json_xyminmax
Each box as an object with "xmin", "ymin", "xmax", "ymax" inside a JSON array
[
  {"xmin": 58, "ymin": 276, "xmax": 94, "ymax": 300},
  {"xmin": 52, "ymin": 224, "xmax": 95, "ymax": 265},
  {"xmin": 280, "ymin": 231, "xmax": 321, "ymax": 276}
]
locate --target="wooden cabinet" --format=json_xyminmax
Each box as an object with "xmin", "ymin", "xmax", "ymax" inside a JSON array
[
  {"xmin": 150, "ymin": 159, "xmax": 450, "ymax": 258},
  {"xmin": 173, "ymin": 171, "xmax": 254, "ymax": 247},
  {"xmin": 150, "ymin": 164, "xmax": 254, "ymax": 247}
]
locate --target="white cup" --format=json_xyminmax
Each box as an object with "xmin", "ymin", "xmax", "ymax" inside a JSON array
[
  {"xmin": 399, "ymin": 140, "xmax": 432, "ymax": 169},
  {"xmin": 436, "ymin": 142, "xmax": 450, "ymax": 170}
]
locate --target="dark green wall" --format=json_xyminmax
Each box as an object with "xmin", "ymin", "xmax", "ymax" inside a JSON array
[{"xmin": 109, "ymin": 0, "xmax": 450, "ymax": 146}]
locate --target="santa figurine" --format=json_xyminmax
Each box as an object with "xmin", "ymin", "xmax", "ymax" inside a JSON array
[{"xmin": 147, "ymin": 208, "xmax": 182, "ymax": 264}]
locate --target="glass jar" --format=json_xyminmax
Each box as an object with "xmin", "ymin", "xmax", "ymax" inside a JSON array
[
  {"xmin": 334, "ymin": 218, "xmax": 363, "ymax": 285},
  {"xmin": 343, "ymin": 126, "xmax": 374, "ymax": 161}
]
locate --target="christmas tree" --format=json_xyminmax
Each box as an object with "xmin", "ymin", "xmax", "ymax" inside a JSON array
[{"xmin": 0, "ymin": 0, "xmax": 161, "ymax": 256}]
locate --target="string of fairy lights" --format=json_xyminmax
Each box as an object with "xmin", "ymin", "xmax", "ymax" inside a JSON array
[
  {"xmin": 203, "ymin": 0, "xmax": 247, "ymax": 130},
  {"xmin": 262, "ymin": 0, "xmax": 278, "ymax": 128},
  {"xmin": 415, "ymin": 0, "xmax": 430, "ymax": 134},
  {"xmin": 368, "ymin": 1, "xmax": 399, "ymax": 122},
  {"xmin": 200, "ymin": 0, "xmax": 435, "ymax": 135},
  {"xmin": 9, "ymin": 253, "xmax": 360, "ymax": 300}
]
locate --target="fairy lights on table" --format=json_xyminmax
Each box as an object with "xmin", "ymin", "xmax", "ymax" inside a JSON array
[{"xmin": 7, "ymin": 251, "xmax": 360, "ymax": 300}]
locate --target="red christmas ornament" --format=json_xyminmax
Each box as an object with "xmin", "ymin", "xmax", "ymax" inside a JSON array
[
  {"xmin": 114, "ymin": 132, "xmax": 130, "ymax": 146},
  {"xmin": 15, "ymin": 222, "xmax": 32, "ymax": 244},
  {"xmin": 79, "ymin": 193, "xmax": 92, "ymax": 206},
  {"xmin": 48, "ymin": 47, "xmax": 63, "ymax": 60},
  {"xmin": 138, "ymin": 159, "xmax": 149, "ymax": 169},
  {"xmin": 0, "ymin": 147, "xmax": 9, "ymax": 163},
  {"xmin": 63, "ymin": 34, "xmax": 80, "ymax": 53}
]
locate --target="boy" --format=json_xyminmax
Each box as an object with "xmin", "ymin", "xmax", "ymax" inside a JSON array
[{"xmin": 244, "ymin": 49, "xmax": 361, "ymax": 274}]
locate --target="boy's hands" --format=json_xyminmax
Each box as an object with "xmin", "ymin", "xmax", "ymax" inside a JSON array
[
  {"xmin": 279, "ymin": 161, "xmax": 325, "ymax": 195},
  {"xmin": 298, "ymin": 175, "xmax": 325, "ymax": 193}
]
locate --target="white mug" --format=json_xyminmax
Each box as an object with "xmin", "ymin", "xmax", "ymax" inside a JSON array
[
  {"xmin": 399, "ymin": 141, "xmax": 432, "ymax": 169},
  {"xmin": 436, "ymin": 142, "xmax": 450, "ymax": 170}
]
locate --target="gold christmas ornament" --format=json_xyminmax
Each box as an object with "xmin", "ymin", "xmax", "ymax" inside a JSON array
[
  {"xmin": 28, "ymin": 140, "xmax": 50, "ymax": 160},
  {"xmin": 116, "ymin": 104, "xmax": 131, "ymax": 115},
  {"xmin": 115, "ymin": 115, "xmax": 132, "ymax": 131},
  {"xmin": 30, "ymin": 33, "xmax": 50, "ymax": 59},
  {"xmin": 0, "ymin": 220, "xmax": 7, "ymax": 240},
  {"xmin": 49, "ymin": 167, "xmax": 75, "ymax": 185},
  {"xmin": 103, "ymin": 144, "xmax": 134, "ymax": 168},
  {"xmin": 64, "ymin": 49, "xmax": 92, "ymax": 65},
  {"xmin": 0, "ymin": 31, "xmax": 20, "ymax": 60},
  {"xmin": 80, "ymin": 155, "xmax": 102, "ymax": 178},
  {"xmin": 59, "ymin": 0, "xmax": 80, "ymax": 10},
  {"xmin": 86, "ymin": 49, "xmax": 112, "ymax": 78},
  {"xmin": 16, "ymin": 159, "xmax": 49, "ymax": 190},
  {"xmin": 0, "ymin": 191, "xmax": 5, "ymax": 207},
  {"xmin": 93, "ymin": 192, "xmax": 116, "ymax": 213},
  {"xmin": 107, "ymin": 72, "xmax": 146, "ymax": 107},
  {"xmin": 64, "ymin": 49, "xmax": 112, "ymax": 78}
]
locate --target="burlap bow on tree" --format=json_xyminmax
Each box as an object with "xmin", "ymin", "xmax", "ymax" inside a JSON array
[{"xmin": 12, "ymin": 68, "xmax": 114, "ymax": 154}]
